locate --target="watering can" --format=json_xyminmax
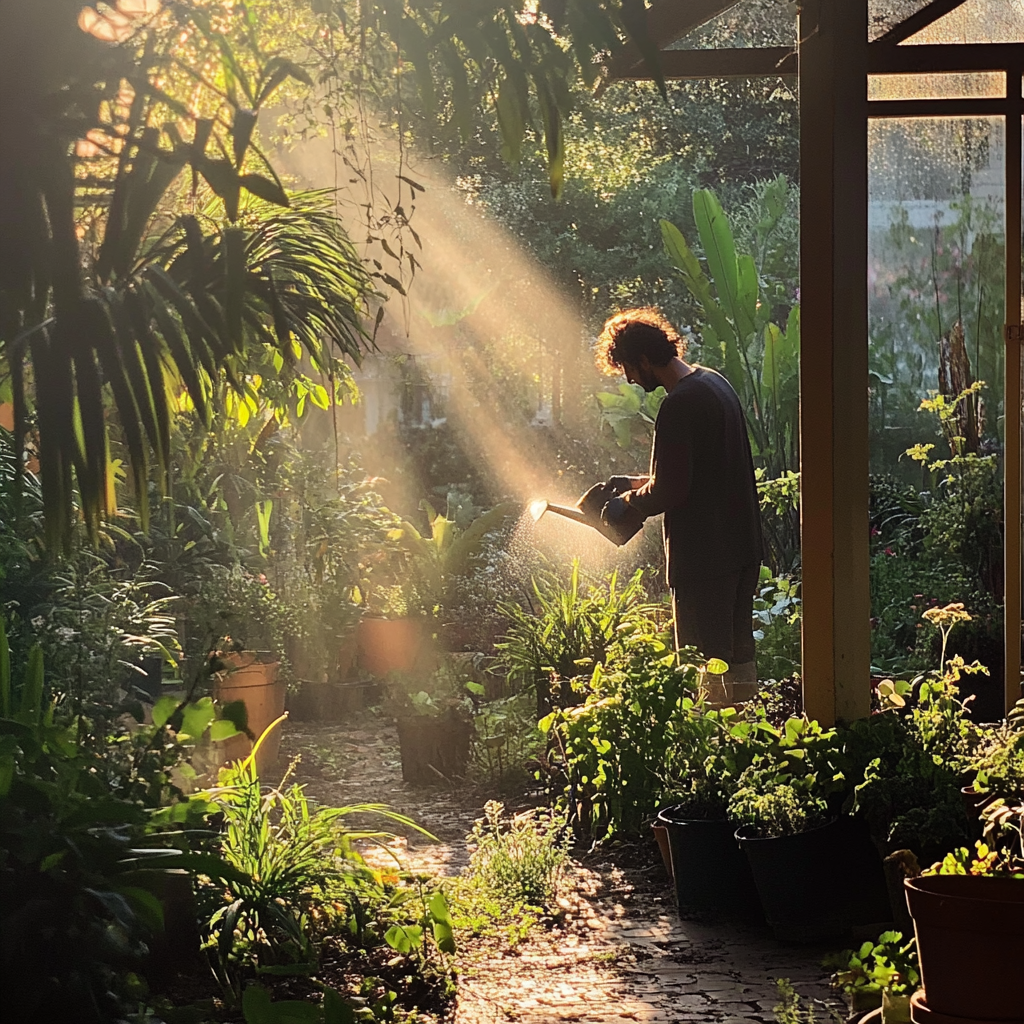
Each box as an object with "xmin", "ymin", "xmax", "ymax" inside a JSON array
[{"xmin": 529, "ymin": 482, "xmax": 642, "ymax": 547}]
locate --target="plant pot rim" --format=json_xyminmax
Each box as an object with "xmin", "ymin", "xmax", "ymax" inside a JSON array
[
  {"xmin": 906, "ymin": 873, "xmax": 1024, "ymax": 898},
  {"xmin": 734, "ymin": 816, "xmax": 840, "ymax": 844},
  {"xmin": 657, "ymin": 805, "xmax": 728, "ymax": 826}
]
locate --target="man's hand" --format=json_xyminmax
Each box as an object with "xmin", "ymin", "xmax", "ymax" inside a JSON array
[
  {"xmin": 606, "ymin": 475, "xmax": 638, "ymax": 495},
  {"xmin": 601, "ymin": 495, "xmax": 628, "ymax": 525}
]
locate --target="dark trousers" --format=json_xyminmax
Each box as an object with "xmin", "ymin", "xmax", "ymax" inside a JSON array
[{"xmin": 671, "ymin": 563, "xmax": 760, "ymax": 666}]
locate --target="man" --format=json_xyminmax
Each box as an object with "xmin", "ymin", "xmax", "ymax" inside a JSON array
[{"xmin": 590, "ymin": 307, "xmax": 763, "ymax": 699}]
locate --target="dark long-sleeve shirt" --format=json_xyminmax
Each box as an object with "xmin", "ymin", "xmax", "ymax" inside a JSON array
[{"xmin": 623, "ymin": 367, "xmax": 763, "ymax": 581}]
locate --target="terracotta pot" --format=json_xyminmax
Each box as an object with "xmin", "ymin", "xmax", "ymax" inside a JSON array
[
  {"xmin": 651, "ymin": 823, "xmax": 673, "ymax": 880},
  {"xmin": 214, "ymin": 653, "xmax": 285, "ymax": 775},
  {"xmin": 905, "ymin": 875, "xmax": 1024, "ymax": 1021},
  {"xmin": 357, "ymin": 617, "xmax": 433, "ymax": 677}
]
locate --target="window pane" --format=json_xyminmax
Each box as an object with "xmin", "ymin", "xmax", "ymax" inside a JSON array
[
  {"xmin": 869, "ymin": 0, "xmax": 935, "ymax": 42},
  {"xmin": 869, "ymin": 72, "xmax": 1006, "ymax": 101},
  {"xmin": 868, "ymin": 116, "xmax": 1007, "ymax": 704},
  {"xmin": 902, "ymin": 0, "xmax": 1024, "ymax": 45}
]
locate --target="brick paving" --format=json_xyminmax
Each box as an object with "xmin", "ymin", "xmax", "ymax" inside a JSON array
[{"xmin": 279, "ymin": 718, "xmax": 847, "ymax": 1024}]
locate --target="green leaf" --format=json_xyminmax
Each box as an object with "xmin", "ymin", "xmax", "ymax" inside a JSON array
[
  {"xmin": 428, "ymin": 890, "xmax": 452, "ymax": 925},
  {"xmin": 231, "ymin": 108, "xmax": 258, "ymax": 168},
  {"xmin": 209, "ymin": 718, "xmax": 240, "ymax": 742},
  {"xmin": 239, "ymin": 173, "xmax": 290, "ymax": 207},
  {"xmin": 495, "ymin": 77, "xmax": 526, "ymax": 165},
  {"xmin": 323, "ymin": 989, "xmax": 357, "ymax": 1024},
  {"xmin": 384, "ymin": 924, "xmax": 423, "ymax": 954},
  {"xmin": 180, "ymin": 698, "xmax": 216, "ymax": 740},
  {"xmin": 706, "ymin": 658, "xmax": 729, "ymax": 676},
  {"xmin": 152, "ymin": 695, "xmax": 179, "ymax": 729}
]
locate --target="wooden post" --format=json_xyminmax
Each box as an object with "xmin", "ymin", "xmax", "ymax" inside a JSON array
[
  {"xmin": 1005, "ymin": 108, "xmax": 1023, "ymax": 713},
  {"xmin": 798, "ymin": 0, "xmax": 872, "ymax": 725}
]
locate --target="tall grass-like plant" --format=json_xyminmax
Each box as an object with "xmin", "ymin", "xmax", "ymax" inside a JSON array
[
  {"xmin": 177, "ymin": 726, "xmax": 429, "ymax": 999},
  {"xmin": 496, "ymin": 561, "xmax": 662, "ymax": 717}
]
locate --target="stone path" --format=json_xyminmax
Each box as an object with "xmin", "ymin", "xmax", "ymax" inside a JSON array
[{"xmin": 278, "ymin": 717, "xmax": 847, "ymax": 1024}]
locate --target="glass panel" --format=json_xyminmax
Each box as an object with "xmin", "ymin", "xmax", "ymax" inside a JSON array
[
  {"xmin": 903, "ymin": 0, "xmax": 1024, "ymax": 44},
  {"xmin": 669, "ymin": 0, "xmax": 796, "ymax": 49},
  {"xmin": 869, "ymin": 0, "xmax": 935, "ymax": 42},
  {"xmin": 868, "ymin": 116, "xmax": 1007, "ymax": 700},
  {"xmin": 868, "ymin": 72, "xmax": 1006, "ymax": 101}
]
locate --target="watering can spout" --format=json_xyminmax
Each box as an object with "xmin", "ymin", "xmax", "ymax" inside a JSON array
[{"xmin": 527, "ymin": 491, "xmax": 640, "ymax": 547}]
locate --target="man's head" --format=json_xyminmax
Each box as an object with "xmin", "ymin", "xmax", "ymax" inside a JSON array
[{"xmin": 594, "ymin": 308, "xmax": 686, "ymax": 392}]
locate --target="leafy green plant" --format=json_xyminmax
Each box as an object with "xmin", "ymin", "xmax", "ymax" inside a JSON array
[
  {"xmin": 175, "ymin": 738, "xmax": 432, "ymax": 1000},
  {"xmin": 972, "ymin": 711, "xmax": 1024, "ymax": 801},
  {"xmin": 832, "ymin": 931, "xmax": 920, "ymax": 1002},
  {"xmin": 752, "ymin": 567, "xmax": 801, "ymax": 681},
  {"xmin": 182, "ymin": 564, "xmax": 303, "ymax": 686},
  {"xmin": 496, "ymin": 561, "xmax": 662, "ymax": 718},
  {"xmin": 725, "ymin": 715, "xmax": 845, "ymax": 839},
  {"xmin": 539, "ymin": 644, "xmax": 711, "ymax": 839},
  {"xmin": 385, "ymin": 501, "xmax": 514, "ymax": 619},
  {"xmin": 728, "ymin": 767, "xmax": 830, "ymax": 839},
  {"xmin": 0, "ymin": 614, "xmax": 241, "ymax": 1023},
  {"xmin": 471, "ymin": 691, "xmax": 545, "ymax": 790},
  {"xmin": 383, "ymin": 662, "xmax": 476, "ymax": 720}
]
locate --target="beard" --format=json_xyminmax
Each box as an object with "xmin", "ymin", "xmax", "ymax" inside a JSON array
[{"xmin": 635, "ymin": 368, "xmax": 661, "ymax": 392}]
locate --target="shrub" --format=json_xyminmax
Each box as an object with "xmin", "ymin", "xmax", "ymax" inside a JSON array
[{"xmin": 465, "ymin": 800, "xmax": 571, "ymax": 911}]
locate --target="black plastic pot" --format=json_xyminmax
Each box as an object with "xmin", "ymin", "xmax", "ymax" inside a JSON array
[
  {"xmin": 657, "ymin": 807, "xmax": 761, "ymax": 917},
  {"xmin": 396, "ymin": 711, "xmax": 472, "ymax": 785},
  {"xmin": 736, "ymin": 817, "xmax": 888, "ymax": 942}
]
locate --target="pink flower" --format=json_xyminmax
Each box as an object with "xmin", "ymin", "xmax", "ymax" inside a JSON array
[{"xmin": 884, "ymin": 547, "xmax": 895, "ymax": 556}]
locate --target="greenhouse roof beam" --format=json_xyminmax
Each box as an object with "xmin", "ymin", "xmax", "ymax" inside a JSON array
[
  {"xmin": 605, "ymin": 0, "xmax": 741, "ymax": 79},
  {"xmin": 868, "ymin": 41, "xmax": 1024, "ymax": 73},
  {"xmin": 871, "ymin": 0, "xmax": 970, "ymax": 49}
]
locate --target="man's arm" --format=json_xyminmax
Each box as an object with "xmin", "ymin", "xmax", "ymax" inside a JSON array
[{"xmin": 621, "ymin": 403, "xmax": 692, "ymax": 519}]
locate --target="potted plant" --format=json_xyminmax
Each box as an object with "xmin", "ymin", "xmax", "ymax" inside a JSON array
[
  {"xmin": 904, "ymin": 802, "xmax": 1024, "ymax": 1022},
  {"xmin": 386, "ymin": 662, "xmax": 475, "ymax": 785},
  {"xmin": 184, "ymin": 566, "xmax": 300, "ymax": 774},
  {"xmin": 358, "ymin": 500, "xmax": 511, "ymax": 675},
  {"xmin": 730, "ymin": 715, "xmax": 888, "ymax": 941},
  {"xmin": 656, "ymin": 701, "xmax": 768, "ymax": 916}
]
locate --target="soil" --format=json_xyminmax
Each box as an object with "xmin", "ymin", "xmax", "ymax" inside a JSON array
[{"xmin": 277, "ymin": 715, "xmax": 850, "ymax": 1024}]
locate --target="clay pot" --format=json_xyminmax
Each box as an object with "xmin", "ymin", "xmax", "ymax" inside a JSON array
[
  {"xmin": 959, "ymin": 785, "xmax": 994, "ymax": 818},
  {"xmin": 905, "ymin": 875, "xmax": 1024, "ymax": 1021},
  {"xmin": 651, "ymin": 823, "xmax": 673, "ymax": 880},
  {"xmin": 357, "ymin": 617, "xmax": 434, "ymax": 677},
  {"xmin": 214, "ymin": 653, "xmax": 285, "ymax": 775}
]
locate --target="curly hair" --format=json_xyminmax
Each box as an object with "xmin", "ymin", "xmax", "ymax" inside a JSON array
[{"xmin": 594, "ymin": 307, "xmax": 686, "ymax": 376}]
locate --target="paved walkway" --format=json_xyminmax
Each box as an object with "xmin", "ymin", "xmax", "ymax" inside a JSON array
[{"xmin": 278, "ymin": 718, "xmax": 846, "ymax": 1024}]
